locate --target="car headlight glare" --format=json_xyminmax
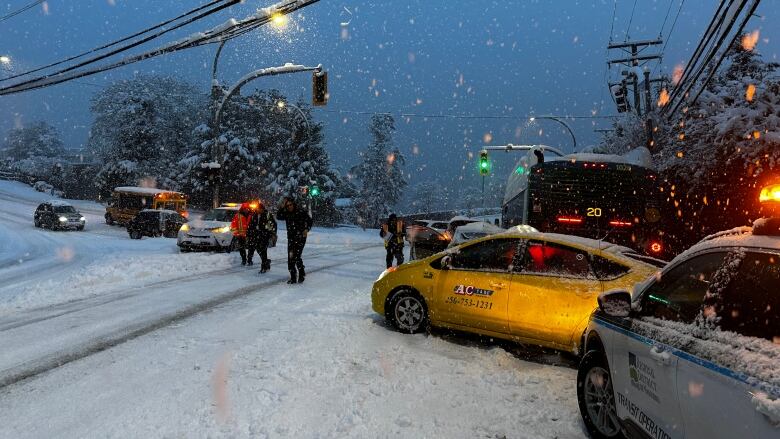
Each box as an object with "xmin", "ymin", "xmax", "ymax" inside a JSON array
[
  {"xmin": 211, "ymin": 226, "xmax": 230, "ymax": 233},
  {"xmin": 80, "ymin": 216, "xmax": 86, "ymax": 222},
  {"xmin": 180, "ymin": 224, "xmax": 189, "ymax": 232},
  {"xmin": 58, "ymin": 216, "xmax": 68, "ymax": 222}
]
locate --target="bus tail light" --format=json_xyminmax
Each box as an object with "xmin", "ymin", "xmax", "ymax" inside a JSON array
[
  {"xmin": 557, "ymin": 216, "xmax": 583, "ymax": 224},
  {"xmin": 609, "ymin": 220, "xmax": 633, "ymax": 227}
]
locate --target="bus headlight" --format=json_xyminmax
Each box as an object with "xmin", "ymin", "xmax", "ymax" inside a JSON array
[{"xmin": 59, "ymin": 216, "xmax": 68, "ymax": 222}]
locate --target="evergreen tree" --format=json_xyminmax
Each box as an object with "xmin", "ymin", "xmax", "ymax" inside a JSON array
[
  {"xmin": 352, "ymin": 114, "xmax": 407, "ymax": 227},
  {"xmin": 1, "ymin": 121, "xmax": 65, "ymax": 160},
  {"xmin": 88, "ymin": 75, "xmax": 205, "ymax": 197}
]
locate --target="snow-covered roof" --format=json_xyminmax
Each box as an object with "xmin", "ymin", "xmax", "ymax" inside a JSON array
[
  {"xmin": 455, "ymin": 221, "xmax": 504, "ymax": 234},
  {"xmin": 47, "ymin": 199, "xmax": 73, "ymax": 207},
  {"xmin": 503, "ymin": 147, "xmax": 654, "ymax": 205},
  {"xmin": 114, "ymin": 186, "xmax": 183, "ymax": 196},
  {"xmin": 668, "ymin": 225, "xmax": 780, "ymax": 267},
  {"xmin": 496, "ymin": 230, "xmax": 637, "ymax": 257}
]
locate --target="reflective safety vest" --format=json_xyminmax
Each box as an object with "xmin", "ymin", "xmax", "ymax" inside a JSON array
[{"xmin": 231, "ymin": 213, "xmax": 249, "ymax": 237}]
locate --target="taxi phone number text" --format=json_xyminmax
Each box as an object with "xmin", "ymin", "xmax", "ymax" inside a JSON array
[{"xmin": 445, "ymin": 296, "xmax": 493, "ymax": 310}]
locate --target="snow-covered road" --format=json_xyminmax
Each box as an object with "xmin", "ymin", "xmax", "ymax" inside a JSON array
[{"xmin": 0, "ymin": 181, "xmax": 586, "ymax": 438}]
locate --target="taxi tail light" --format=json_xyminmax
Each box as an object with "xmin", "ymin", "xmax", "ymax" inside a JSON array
[{"xmin": 557, "ymin": 216, "xmax": 583, "ymax": 224}]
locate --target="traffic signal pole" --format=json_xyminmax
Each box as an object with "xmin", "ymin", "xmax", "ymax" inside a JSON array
[{"xmin": 205, "ymin": 63, "xmax": 325, "ymax": 208}]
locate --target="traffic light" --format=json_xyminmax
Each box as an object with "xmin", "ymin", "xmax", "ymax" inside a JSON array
[
  {"xmin": 310, "ymin": 185, "xmax": 321, "ymax": 197},
  {"xmin": 312, "ymin": 71, "xmax": 328, "ymax": 106},
  {"xmin": 612, "ymin": 82, "xmax": 630, "ymax": 113},
  {"xmin": 479, "ymin": 150, "xmax": 490, "ymax": 176}
]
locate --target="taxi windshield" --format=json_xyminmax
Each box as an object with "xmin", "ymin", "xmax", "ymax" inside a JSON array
[{"xmin": 202, "ymin": 209, "xmax": 236, "ymax": 222}]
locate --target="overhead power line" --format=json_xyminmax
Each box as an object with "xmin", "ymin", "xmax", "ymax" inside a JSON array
[
  {"xmin": 0, "ymin": 0, "xmax": 322, "ymax": 96},
  {"xmin": 0, "ymin": 0, "xmax": 230, "ymax": 83},
  {"xmin": 0, "ymin": 0, "xmax": 43, "ymax": 23},
  {"xmin": 321, "ymin": 109, "xmax": 621, "ymax": 121}
]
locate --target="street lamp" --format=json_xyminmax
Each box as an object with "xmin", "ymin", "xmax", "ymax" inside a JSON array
[
  {"xmin": 527, "ymin": 116, "xmax": 577, "ymax": 151},
  {"xmin": 271, "ymin": 12, "xmax": 288, "ymax": 28},
  {"xmin": 205, "ymin": 63, "xmax": 324, "ymax": 207},
  {"xmin": 0, "ymin": 55, "xmax": 10, "ymax": 65}
]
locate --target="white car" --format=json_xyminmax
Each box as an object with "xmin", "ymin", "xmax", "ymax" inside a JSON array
[
  {"xmin": 577, "ymin": 213, "xmax": 780, "ymax": 438},
  {"xmin": 177, "ymin": 205, "xmax": 239, "ymax": 252}
]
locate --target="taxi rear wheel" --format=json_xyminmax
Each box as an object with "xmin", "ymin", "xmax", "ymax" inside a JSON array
[
  {"xmin": 577, "ymin": 350, "xmax": 624, "ymax": 439},
  {"xmin": 388, "ymin": 290, "xmax": 428, "ymax": 334}
]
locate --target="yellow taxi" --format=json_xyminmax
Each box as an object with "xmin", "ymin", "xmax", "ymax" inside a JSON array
[{"xmin": 371, "ymin": 231, "xmax": 660, "ymax": 354}]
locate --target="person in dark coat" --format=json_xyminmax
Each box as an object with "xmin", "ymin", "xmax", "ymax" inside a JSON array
[
  {"xmin": 380, "ymin": 213, "xmax": 405, "ymax": 268},
  {"xmin": 276, "ymin": 197, "xmax": 313, "ymax": 284},
  {"xmin": 247, "ymin": 201, "xmax": 277, "ymax": 273}
]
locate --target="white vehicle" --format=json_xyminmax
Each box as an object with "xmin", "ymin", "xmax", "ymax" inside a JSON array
[
  {"xmin": 177, "ymin": 204, "xmax": 239, "ymax": 252},
  {"xmin": 577, "ymin": 184, "xmax": 780, "ymax": 439},
  {"xmin": 446, "ymin": 221, "xmax": 504, "ymax": 247}
]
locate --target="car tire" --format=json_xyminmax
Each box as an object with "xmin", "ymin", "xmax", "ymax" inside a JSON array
[
  {"xmin": 129, "ymin": 229, "xmax": 142, "ymax": 240},
  {"xmin": 76, "ymin": 225, "xmax": 84, "ymax": 231},
  {"xmin": 577, "ymin": 350, "xmax": 625, "ymax": 439},
  {"xmin": 387, "ymin": 289, "xmax": 428, "ymax": 334},
  {"xmin": 179, "ymin": 246, "xmax": 191, "ymax": 253},
  {"xmin": 34, "ymin": 218, "xmax": 40, "ymax": 228},
  {"xmin": 105, "ymin": 214, "xmax": 114, "ymax": 225}
]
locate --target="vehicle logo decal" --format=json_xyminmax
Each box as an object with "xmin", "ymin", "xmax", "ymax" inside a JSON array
[
  {"xmin": 629, "ymin": 352, "xmax": 660, "ymax": 403},
  {"xmin": 615, "ymin": 391, "xmax": 672, "ymax": 439},
  {"xmin": 453, "ymin": 284, "xmax": 494, "ymax": 297}
]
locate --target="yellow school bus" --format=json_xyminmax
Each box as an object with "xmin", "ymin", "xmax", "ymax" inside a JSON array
[{"xmin": 105, "ymin": 186, "xmax": 187, "ymax": 226}]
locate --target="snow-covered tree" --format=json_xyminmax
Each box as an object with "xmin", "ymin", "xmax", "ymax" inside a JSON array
[
  {"xmin": 597, "ymin": 37, "xmax": 780, "ymax": 250},
  {"xmin": 352, "ymin": 114, "xmax": 407, "ymax": 227},
  {"xmin": 178, "ymin": 90, "xmax": 339, "ymax": 219},
  {"xmin": 88, "ymin": 75, "xmax": 205, "ymax": 197},
  {"xmin": 1, "ymin": 121, "xmax": 65, "ymax": 160}
]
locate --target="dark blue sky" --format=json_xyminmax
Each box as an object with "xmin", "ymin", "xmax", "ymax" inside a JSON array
[{"xmin": 2, "ymin": 0, "xmax": 779, "ymax": 189}]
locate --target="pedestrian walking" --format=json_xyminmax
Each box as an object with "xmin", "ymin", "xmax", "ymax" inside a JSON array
[
  {"xmin": 230, "ymin": 203, "xmax": 252, "ymax": 266},
  {"xmin": 276, "ymin": 197, "xmax": 313, "ymax": 284},
  {"xmin": 380, "ymin": 213, "xmax": 405, "ymax": 268},
  {"xmin": 248, "ymin": 201, "xmax": 277, "ymax": 273}
]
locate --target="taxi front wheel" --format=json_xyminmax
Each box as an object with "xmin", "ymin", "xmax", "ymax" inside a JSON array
[
  {"xmin": 388, "ymin": 290, "xmax": 428, "ymax": 334},
  {"xmin": 577, "ymin": 351, "xmax": 624, "ymax": 439}
]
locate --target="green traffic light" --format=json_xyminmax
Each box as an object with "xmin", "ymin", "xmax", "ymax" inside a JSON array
[{"xmin": 480, "ymin": 160, "xmax": 488, "ymax": 169}]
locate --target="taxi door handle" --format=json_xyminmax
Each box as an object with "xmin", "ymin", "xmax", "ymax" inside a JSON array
[
  {"xmin": 649, "ymin": 346, "xmax": 672, "ymax": 366},
  {"xmin": 489, "ymin": 282, "xmax": 507, "ymax": 289}
]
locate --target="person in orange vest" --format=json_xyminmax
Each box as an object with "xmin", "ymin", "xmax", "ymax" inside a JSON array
[{"xmin": 231, "ymin": 203, "xmax": 252, "ymax": 265}]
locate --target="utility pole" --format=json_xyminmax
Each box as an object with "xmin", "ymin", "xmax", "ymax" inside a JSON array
[{"xmin": 607, "ymin": 39, "xmax": 664, "ymax": 151}]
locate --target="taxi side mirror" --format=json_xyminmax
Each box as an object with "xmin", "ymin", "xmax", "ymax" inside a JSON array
[
  {"xmin": 440, "ymin": 255, "xmax": 452, "ymax": 270},
  {"xmin": 598, "ymin": 289, "xmax": 631, "ymax": 317}
]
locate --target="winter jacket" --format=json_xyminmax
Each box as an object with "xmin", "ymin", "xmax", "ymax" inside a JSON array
[
  {"xmin": 231, "ymin": 211, "xmax": 251, "ymax": 238},
  {"xmin": 248, "ymin": 210, "xmax": 277, "ymax": 245},
  {"xmin": 380, "ymin": 219, "xmax": 406, "ymax": 248},
  {"xmin": 277, "ymin": 207, "xmax": 313, "ymax": 244}
]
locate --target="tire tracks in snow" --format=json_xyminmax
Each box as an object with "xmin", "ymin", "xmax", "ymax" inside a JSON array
[
  {"xmin": 0, "ymin": 243, "xmax": 377, "ymax": 333},
  {"xmin": 0, "ymin": 243, "xmax": 381, "ymax": 390}
]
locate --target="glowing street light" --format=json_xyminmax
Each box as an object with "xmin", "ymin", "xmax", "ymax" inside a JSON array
[
  {"xmin": 276, "ymin": 100, "xmax": 286, "ymax": 109},
  {"xmin": 271, "ymin": 13, "xmax": 288, "ymax": 28},
  {"xmin": 0, "ymin": 55, "xmax": 10, "ymax": 65}
]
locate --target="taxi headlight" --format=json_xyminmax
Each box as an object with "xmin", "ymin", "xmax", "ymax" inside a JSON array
[
  {"xmin": 58, "ymin": 216, "xmax": 68, "ymax": 222},
  {"xmin": 180, "ymin": 224, "xmax": 189, "ymax": 232},
  {"xmin": 377, "ymin": 266, "xmax": 397, "ymax": 281}
]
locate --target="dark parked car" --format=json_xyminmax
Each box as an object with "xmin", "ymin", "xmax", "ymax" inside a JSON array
[
  {"xmin": 127, "ymin": 209, "xmax": 187, "ymax": 239},
  {"xmin": 34, "ymin": 201, "xmax": 85, "ymax": 231}
]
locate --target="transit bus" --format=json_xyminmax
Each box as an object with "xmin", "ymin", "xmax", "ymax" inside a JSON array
[{"xmin": 502, "ymin": 146, "xmax": 667, "ymax": 258}]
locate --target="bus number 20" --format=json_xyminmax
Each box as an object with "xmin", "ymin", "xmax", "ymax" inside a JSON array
[{"xmin": 587, "ymin": 207, "xmax": 602, "ymax": 217}]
